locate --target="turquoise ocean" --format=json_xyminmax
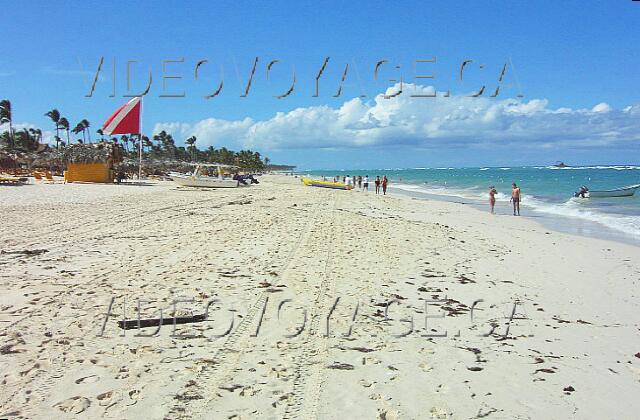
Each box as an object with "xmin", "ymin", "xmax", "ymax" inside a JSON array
[{"xmin": 303, "ymin": 165, "xmax": 640, "ymax": 245}]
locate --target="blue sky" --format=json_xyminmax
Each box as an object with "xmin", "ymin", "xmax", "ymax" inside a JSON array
[{"xmin": 2, "ymin": 0, "xmax": 639, "ymax": 169}]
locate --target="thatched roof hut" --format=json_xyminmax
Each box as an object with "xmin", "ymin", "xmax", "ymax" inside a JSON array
[{"xmin": 62, "ymin": 142, "xmax": 122, "ymax": 164}]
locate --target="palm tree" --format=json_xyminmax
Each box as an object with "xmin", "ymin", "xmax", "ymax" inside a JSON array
[
  {"xmin": 72, "ymin": 122, "xmax": 85, "ymax": 143},
  {"xmin": 81, "ymin": 119, "xmax": 91, "ymax": 143},
  {"xmin": 185, "ymin": 136, "xmax": 197, "ymax": 161},
  {"xmin": 121, "ymin": 135, "xmax": 129, "ymax": 153},
  {"xmin": 141, "ymin": 135, "xmax": 151, "ymax": 154},
  {"xmin": 218, "ymin": 147, "xmax": 234, "ymax": 165},
  {"xmin": 14, "ymin": 128, "xmax": 38, "ymax": 151},
  {"xmin": 152, "ymin": 130, "xmax": 178, "ymax": 159},
  {"xmin": 96, "ymin": 128, "xmax": 104, "ymax": 142},
  {"xmin": 0, "ymin": 100, "xmax": 14, "ymax": 148},
  {"xmin": 45, "ymin": 109, "xmax": 61, "ymax": 149},
  {"xmin": 59, "ymin": 117, "xmax": 71, "ymax": 145},
  {"xmin": 28, "ymin": 128, "xmax": 43, "ymax": 148}
]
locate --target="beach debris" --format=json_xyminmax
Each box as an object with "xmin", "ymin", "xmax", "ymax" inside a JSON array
[
  {"xmin": 1, "ymin": 249, "xmax": 48, "ymax": 256},
  {"xmin": 563, "ymin": 386, "xmax": 575, "ymax": 394},
  {"xmin": 350, "ymin": 347, "xmax": 375, "ymax": 353},
  {"xmin": 552, "ymin": 316, "xmax": 571, "ymax": 324},
  {"xmin": 635, "ymin": 352, "xmax": 640, "ymax": 359},
  {"xmin": 534, "ymin": 368, "xmax": 556, "ymax": 374},
  {"xmin": 467, "ymin": 366, "xmax": 484, "ymax": 372},
  {"xmin": 459, "ymin": 347, "xmax": 486, "ymax": 363},
  {"xmin": 219, "ymin": 384, "xmax": 243, "ymax": 392},
  {"xmin": 227, "ymin": 198, "xmax": 252, "ymax": 206},
  {"xmin": 327, "ymin": 362, "xmax": 355, "ymax": 370},
  {"xmin": 117, "ymin": 313, "xmax": 207, "ymax": 330},
  {"xmin": 458, "ymin": 275, "xmax": 476, "ymax": 284}
]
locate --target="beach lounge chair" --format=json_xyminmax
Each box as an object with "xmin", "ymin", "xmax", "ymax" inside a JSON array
[
  {"xmin": 44, "ymin": 172, "xmax": 59, "ymax": 183},
  {"xmin": 33, "ymin": 172, "xmax": 44, "ymax": 182},
  {"xmin": 0, "ymin": 175, "xmax": 25, "ymax": 185},
  {"xmin": 40, "ymin": 171, "xmax": 58, "ymax": 184}
]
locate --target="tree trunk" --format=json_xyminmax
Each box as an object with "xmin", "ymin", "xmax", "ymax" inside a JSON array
[{"xmin": 8, "ymin": 120, "xmax": 14, "ymax": 149}]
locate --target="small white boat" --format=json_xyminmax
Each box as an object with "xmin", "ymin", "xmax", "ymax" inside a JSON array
[
  {"xmin": 172, "ymin": 164, "xmax": 239, "ymax": 188},
  {"xmin": 585, "ymin": 184, "xmax": 640, "ymax": 198}
]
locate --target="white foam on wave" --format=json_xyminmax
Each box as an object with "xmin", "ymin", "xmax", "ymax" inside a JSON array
[
  {"xmin": 524, "ymin": 196, "xmax": 640, "ymax": 238},
  {"xmin": 392, "ymin": 183, "xmax": 475, "ymax": 200},
  {"xmin": 393, "ymin": 182, "xmax": 640, "ymax": 240},
  {"xmin": 393, "ymin": 182, "xmax": 510, "ymax": 202}
]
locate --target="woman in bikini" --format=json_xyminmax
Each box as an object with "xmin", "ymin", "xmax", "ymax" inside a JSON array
[{"xmin": 489, "ymin": 186, "xmax": 497, "ymax": 214}]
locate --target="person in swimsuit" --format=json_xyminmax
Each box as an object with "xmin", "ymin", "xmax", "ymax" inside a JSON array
[
  {"xmin": 363, "ymin": 175, "xmax": 369, "ymax": 192},
  {"xmin": 511, "ymin": 183, "xmax": 521, "ymax": 216},
  {"xmin": 375, "ymin": 176, "xmax": 381, "ymax": 194},
  {"xmin": 489, "ymin": 186, "xmax": 497, "ymax": 214},
  {"xmin": 382, "ymin": 176, "xmax": 388, "ymax": 195}
]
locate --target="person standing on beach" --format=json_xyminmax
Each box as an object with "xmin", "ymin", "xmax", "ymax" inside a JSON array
[
  {"xmin": 358, "ymin": 175, "xmax": 362, "ymax": 190},
  {"xmin": 363, "ymin": 175, "xmax": 369, "ymax": 192},
  {"xmin": 382, "ymin": 176, "xmax": 388, "ymax": 195},
  {"xmin": 511, "ymin": 183, "xmax": 521, "ymax": 216},
  {"xmin": 375, "ymin": 176, "xmax": 381, "ymax": 194},
  {"xmin": 489, "ymin": 186, "xmax": 497, "ymax": 214}
]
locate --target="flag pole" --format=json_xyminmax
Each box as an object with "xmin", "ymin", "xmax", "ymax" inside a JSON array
[{"xmin": 138, "ymin": 97, "xmax": 143, "ymax": 181}]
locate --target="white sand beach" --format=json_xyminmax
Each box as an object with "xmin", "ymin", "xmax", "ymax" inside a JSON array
[{"xmin": 1, "ymin": 176, "xmax": 639, "ymax": 419}]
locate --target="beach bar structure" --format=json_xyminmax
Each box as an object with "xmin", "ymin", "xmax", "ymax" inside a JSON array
[
  {"xmin": 62, "ymin": 143, "xmax": 121, "ymax": 183},
  {"xmin": 64, "ymin": 162, "xmax": 114, "ymax": 183}
]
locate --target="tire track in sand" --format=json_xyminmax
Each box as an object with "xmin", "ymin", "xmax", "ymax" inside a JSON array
[
  {"xmin": 166, "ymin": 197, "xmax": 330, "ymax": 420},
  {"xmin": 281, "ymin": 193, "xmax": 340, "ymax": 420}
]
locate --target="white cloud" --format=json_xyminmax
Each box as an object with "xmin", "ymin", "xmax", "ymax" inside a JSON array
[
  {"xmin": 591, "ymin": 102, "xmax": 612, "ymax": 113},
  {"xmin": 152, "ymin": 84, "xmax": 640, "ymax": 151}
]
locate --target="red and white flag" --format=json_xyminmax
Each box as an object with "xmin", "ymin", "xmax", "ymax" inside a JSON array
[{"xmin": 102, "ymin": 97, "xmax": 141, "ymax": 135}]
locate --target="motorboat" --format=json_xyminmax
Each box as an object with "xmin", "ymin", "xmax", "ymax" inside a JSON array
[
  {"xmin": 302, "ymin": 178, "xmax": 353, "ymax": 190},
  {"xmin": 575, "ymin": 184, "xmax": 640, "ymax": 198},
  {"xmin": 588, "ymin": 184, "xmax": 640, "ymax": 198},
  {"xmin": 172, "ymin": 164, "xmax": 239, "ymax": 188}
]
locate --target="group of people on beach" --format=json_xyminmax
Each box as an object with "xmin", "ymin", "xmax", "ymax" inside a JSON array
[
  {"xmin": 489, "ymin": 183, "xmax": 521, "ymax": 216},
  {"xmin": 332, "ymin": 175, "xmax": 389, "ymax": 194}
]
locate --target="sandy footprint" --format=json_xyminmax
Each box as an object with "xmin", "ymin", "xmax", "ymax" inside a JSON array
[
  {"xmin": 419, "ymin": 362, "xmax": 433, "ymax": 372},
  {"xmin": 377, "ymin": 408, "xmax": 400, "ymax": 420},
  {"xmin": 54, "ymin": 396, "xmax": 91, "ymax": 414}
]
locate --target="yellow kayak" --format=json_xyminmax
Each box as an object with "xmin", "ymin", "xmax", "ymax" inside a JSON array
[{"xmin": 302, "ymin": 178, "xmax": 353, "ymax": 190}]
